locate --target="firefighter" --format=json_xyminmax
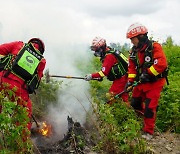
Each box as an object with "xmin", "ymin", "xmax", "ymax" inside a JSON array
[
  {"xmin": 125, "ymin": 23, "xmax": 168, "ymax": 140},
  {"xmin": 0, "ymin": 38, "xmax": 46, "ymax": 132},
  {"xmin": 85, "ymin": 36, "xmax": 129, "ymax": 104}
]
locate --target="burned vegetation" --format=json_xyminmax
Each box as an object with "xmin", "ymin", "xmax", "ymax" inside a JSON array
[{"xmin": 31, "ymin": 116, "xmax": 96, "ymax": 154}]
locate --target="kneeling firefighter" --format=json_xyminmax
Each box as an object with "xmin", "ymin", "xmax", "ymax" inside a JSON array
[
  {"xmin": 0, "ymin": 38, "xmax": 46, "ymax": 132},
  {"xmin": 85, "ymin": 36, "xmax": 129, "ymax": 104}
]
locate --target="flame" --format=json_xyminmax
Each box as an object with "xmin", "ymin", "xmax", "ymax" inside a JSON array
[{"xmin": 39, "ymin": 121, "xmax": 52, "ymax": 137}]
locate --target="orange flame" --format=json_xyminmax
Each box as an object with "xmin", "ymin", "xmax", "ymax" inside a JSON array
[{"xmin": 39, "ymin": 121, "xmax": 52, "ymax": 137}]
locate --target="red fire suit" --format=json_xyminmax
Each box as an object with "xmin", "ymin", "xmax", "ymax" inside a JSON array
[
  {"xmin": 91, "ymin": 53, "xmax": 128, "ymax": 102},
  {"xmin": 0, "ymin": 41, "xmax": 46, "ymax": 130},
  {"xmin": 128, "ymin": 42, "xmax": 168, "ymax": 134}
]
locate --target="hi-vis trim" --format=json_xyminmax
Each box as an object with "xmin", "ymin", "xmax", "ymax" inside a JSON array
[
  {"xmin": 120, "ymin": 53, "xmax": 128, "ymax": 62},
  {"xmin": 149, "ymin": 66, "xmax": 159, "ymax": 76},
  {"xmin": 128, "ymin": 74, "xmax": 136, "ymax": 78},
  {"xmin": 98, "ymin": 71, "xmax": 105, "ymax": 77}
]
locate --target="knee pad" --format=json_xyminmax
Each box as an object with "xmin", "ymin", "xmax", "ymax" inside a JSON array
[
  {"xmin": 131, "ymin": 97, "xmax": 142, "ymax": 110},
  {"xmin": 144, "ymin": 98, "xmax": 154, "ymax": 118}
]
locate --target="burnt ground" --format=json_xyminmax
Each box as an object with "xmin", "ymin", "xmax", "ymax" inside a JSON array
[
  {"xmin": 31, "ymin": 117, "xmax": 180, "ymax": 154},
  {"xmin": 32, "ymin": 116, "xmax": 96, "ymax": 154}
]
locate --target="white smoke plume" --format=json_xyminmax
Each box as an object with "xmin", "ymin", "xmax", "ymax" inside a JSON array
[{"xmin": 45, "ymin": 43, "xmax": 93, "ymax": 140}]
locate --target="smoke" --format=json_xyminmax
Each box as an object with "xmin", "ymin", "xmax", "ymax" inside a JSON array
[{"xmin": 45, "ymin": 43, "xmax": 93, "ymax": 140}]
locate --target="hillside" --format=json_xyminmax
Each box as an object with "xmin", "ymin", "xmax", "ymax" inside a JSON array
[{"xmin": 0, "ymin": 37, "xmax": 179, "ymax": 153}]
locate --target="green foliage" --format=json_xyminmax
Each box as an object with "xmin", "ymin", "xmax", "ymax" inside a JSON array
[
  {"xmin": 76, "ymin": 135, "xmax": 86, "ymax": 149},
  {"xmin": 0, "ymin": 89, "xmax": 32, "ymax": 153},
  {"xmin": 156, "ymin": 41, "xmax": 180, "ymax": 132},
  {"xmin": 163, "ymin": 39, "xmax": 180, "ymax": 74},
  {"xmin": 84, "ymin": 56, "xmax": 102, "ymax": 74},
  {"xmin": 30, "ymin": 76, "xmax": 62, "ymax": 119},
  {"xmin": 110, "ymin": 42, "xmax": 130, "ymax": 53},
  {"xmin": 95, "ymin": 102, "xmax": 146, "ymax": 153},
  {"xmin": 163, "ymin": 36, "xmax": 174, "ymax": 48}
]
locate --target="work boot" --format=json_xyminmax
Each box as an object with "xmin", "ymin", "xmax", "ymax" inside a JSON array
[{"xmin": 142, "ymin": 132, "xmax": 153, "ymax": 140}]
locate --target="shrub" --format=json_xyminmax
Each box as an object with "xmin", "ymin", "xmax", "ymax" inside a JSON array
[
  {"xmin": 156, "ymin": 43, "xmax": 180, "ymax": 133},
  {"xmin": 0, "ymin": 89, "xmax": 32, "ymax": 153}
]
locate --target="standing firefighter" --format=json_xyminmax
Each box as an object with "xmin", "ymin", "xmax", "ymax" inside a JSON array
[
  {"xmin": 85, "ymin": 37, "xmax": 129, "ymax": 104},
  {"xmin": 0, "ymin": 38, "xmax": 46, "ymax": 132},
  {"xmin": 125, "ymin": 23, "xmax": 168, "ymax": 140}
]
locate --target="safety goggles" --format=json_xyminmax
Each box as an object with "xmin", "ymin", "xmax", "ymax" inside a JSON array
[{"xmin": 90, "ymin": 46, "xmax": 98, "ymax": 51}]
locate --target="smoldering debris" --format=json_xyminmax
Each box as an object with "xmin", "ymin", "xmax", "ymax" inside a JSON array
[{"xmin": 32, "ymin": 116, "xmax": 96, "ymax": 154}]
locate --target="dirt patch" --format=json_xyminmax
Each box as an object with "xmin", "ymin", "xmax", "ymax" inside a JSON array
[{"xmin": 146, "ymin": 132, "xmax": 180, "ymax": 154}]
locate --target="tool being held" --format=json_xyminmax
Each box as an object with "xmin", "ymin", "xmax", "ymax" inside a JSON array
[
  {"xmin": 45, "ymin": 69, "xmax": 101, "ymax": 83},
  {"xmin": 32, "ymin": 114, "xmax": 40, "ymax": 128},
  {"xmin": 107, "ymin": 81, "xmax": 141, "ymax": 104}
]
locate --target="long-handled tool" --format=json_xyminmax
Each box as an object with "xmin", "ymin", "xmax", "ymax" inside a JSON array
[
  {"xmin": 107, "ymin": 81, "xmax": 141, "ymax": 104},
  {"xmin": 32, "ymin": 114, "xmax": 40, "ymax": 128},
  {"xmin": 45, "ymin": 69, "xmax": 101, "ymax": 83}
]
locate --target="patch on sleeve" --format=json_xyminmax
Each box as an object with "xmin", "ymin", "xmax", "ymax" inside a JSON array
[
  {"xmin": 102, "ymin": 67, "xmax": 106, "ymax": 72},
  {"xmin": 154, "ymin": 59, "xmax": 158, "ymax": 65}
]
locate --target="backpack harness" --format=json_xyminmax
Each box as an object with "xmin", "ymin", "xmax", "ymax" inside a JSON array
[
  {"xmin": 129, "ymin": 41, "xmax": 169, "ymax": 84},
  {"xmin": 0, "ymin": 43, "xmax": 43, "ymax": 93},
  {"xmin": 106, "ymin": 49, "xmax": 128, "ymax": 81}
]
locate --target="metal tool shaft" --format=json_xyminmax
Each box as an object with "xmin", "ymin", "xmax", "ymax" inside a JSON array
[{"xmin": 50, "ymin": 75, "xmax": 85, "ymax": 79}]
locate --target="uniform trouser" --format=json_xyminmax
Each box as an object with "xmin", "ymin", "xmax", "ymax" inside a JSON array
[
  {"xmin": 131, "ymin": 86, "xmax": 163, "ymax": 134},
  {"xmin": 109, "ymin": 75, "xmax": 129, "ymax": 102}
]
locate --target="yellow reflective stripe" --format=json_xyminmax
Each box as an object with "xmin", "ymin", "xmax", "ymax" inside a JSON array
[
  {"xmin": 120, "ymin": 53, "xmax": 128, "ymax": 62},
  {"xmin": 149, "ymin": 66, "xmax": 159, "ymax": 76},
  {"xmin": 128, "ymin": 74, "xmax": 136, "ymax": 78},
  {"xmin": 98, "ymin": 71, "xmax": 105, "ymax": 77}
]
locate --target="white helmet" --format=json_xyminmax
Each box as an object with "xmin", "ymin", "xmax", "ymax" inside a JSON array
[
  {"xmin": 126, "ymin": 23, "xmax": 148, "ymax": 39},
  {"xmin": 91, "ymin": 36, "xmax": 106, "ymax": 51}
]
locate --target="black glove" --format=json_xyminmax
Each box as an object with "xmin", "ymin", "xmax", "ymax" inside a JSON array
[
  {"xmin": 125, "ymin": 81, "xmax": 133, "ymax": 92},
  {"xmin": 139, "ymin": 72, "xmax": 151, "ymax": 83},
  {"xmin": 97, "ymin": 77, "xmax": 103, "ymax": 82}
]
